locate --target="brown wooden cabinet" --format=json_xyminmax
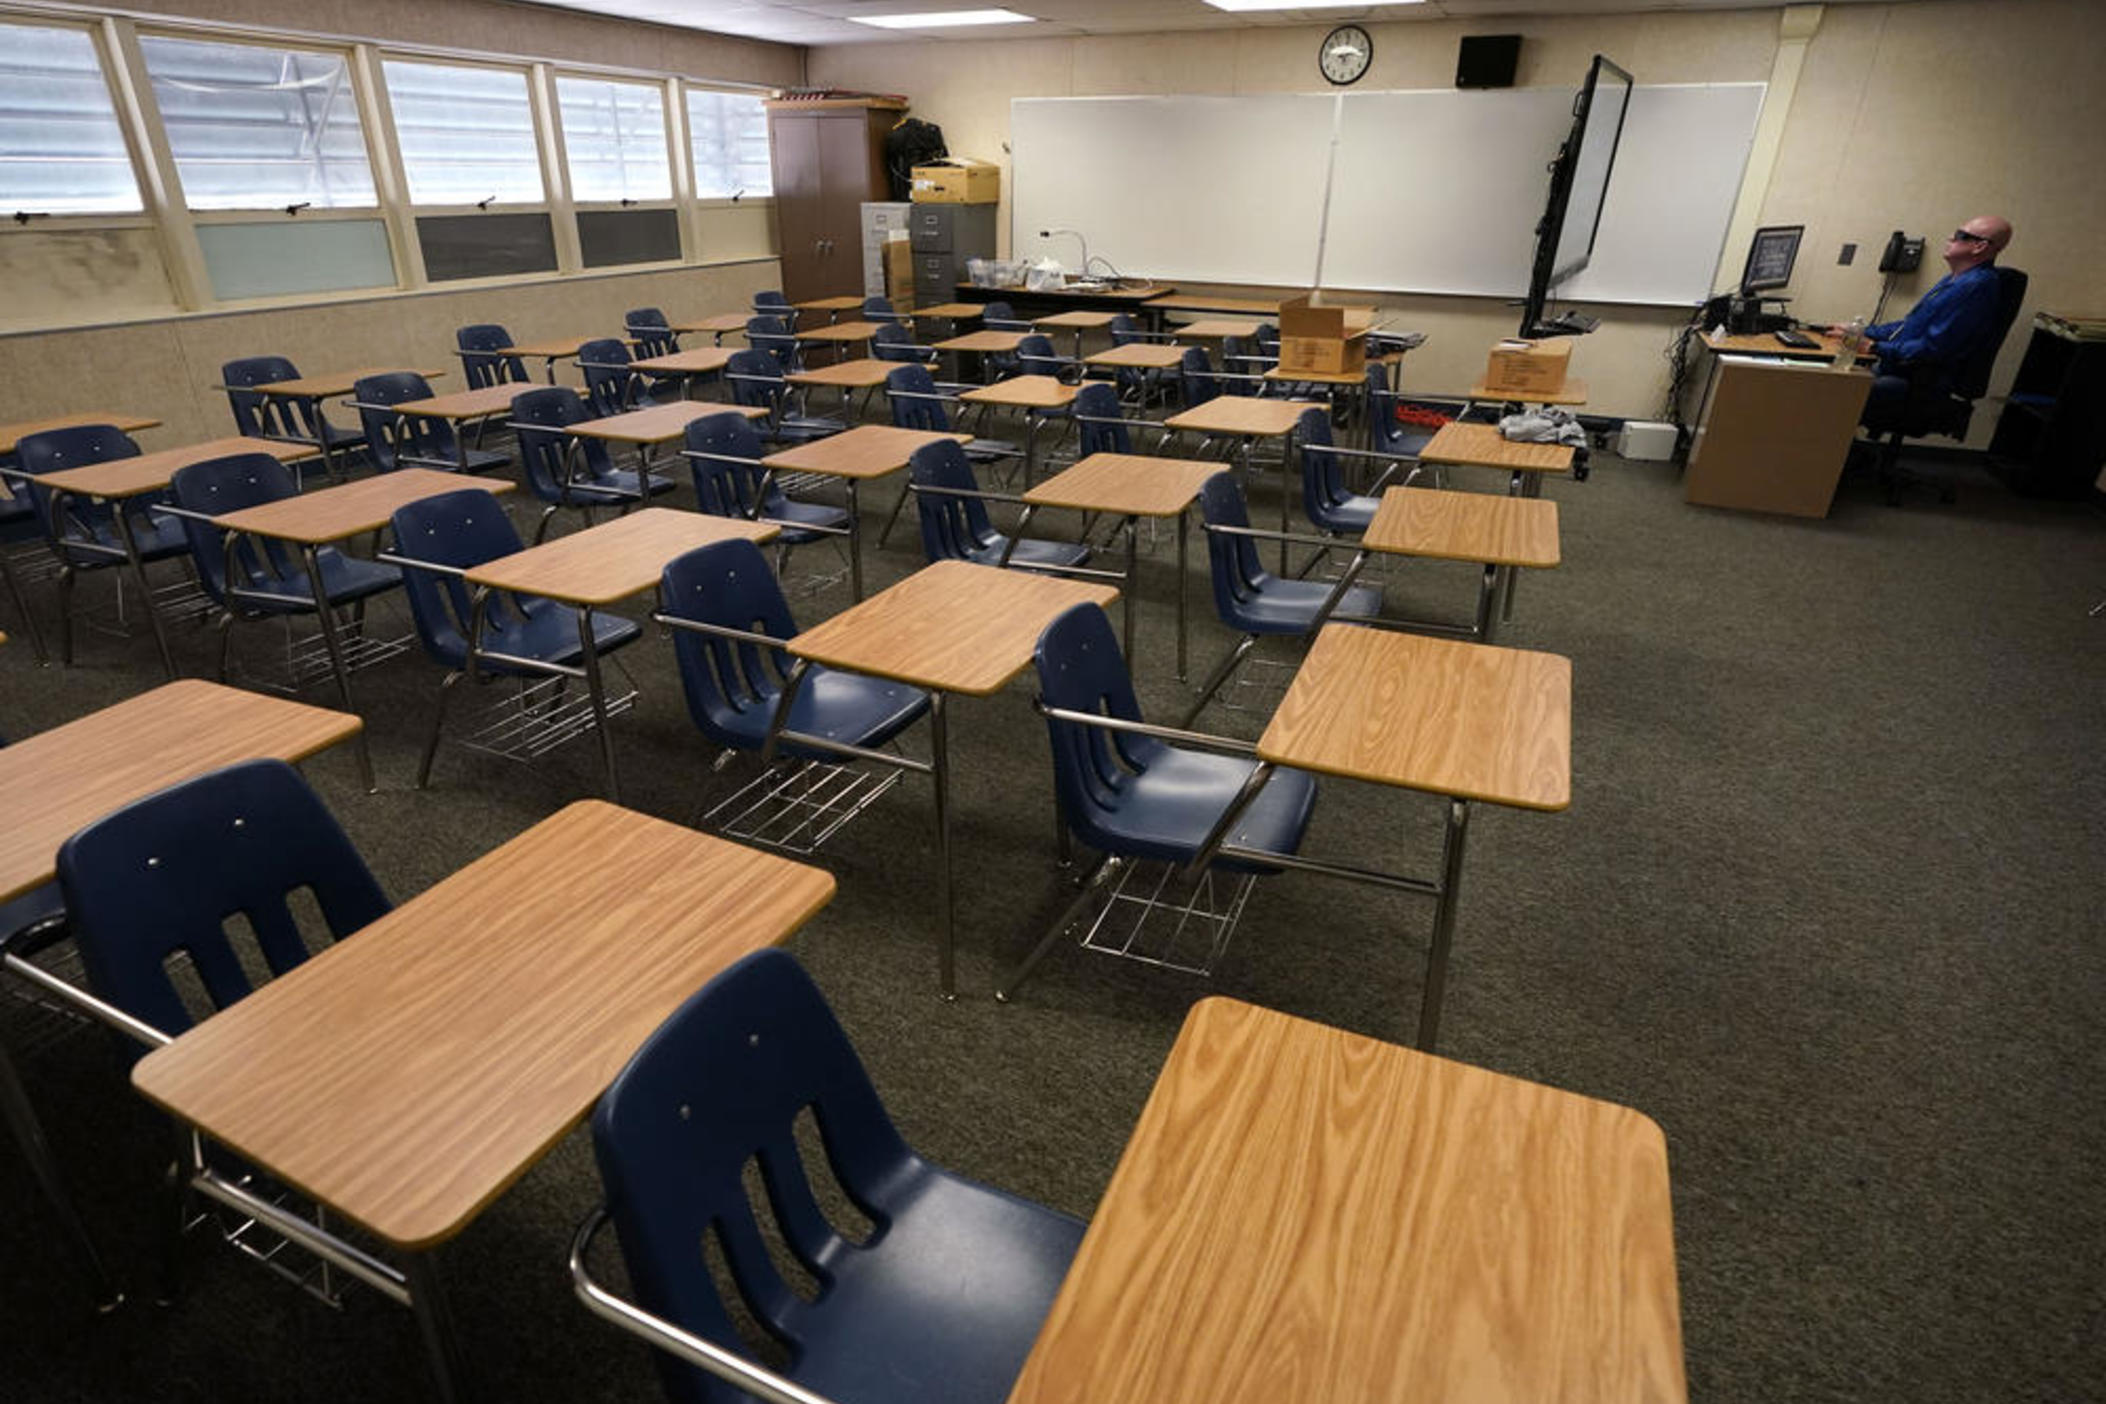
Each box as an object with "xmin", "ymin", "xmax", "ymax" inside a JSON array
[{"xmin": 766, "ymin": 99, "xmax": 905, "ymax": 307}]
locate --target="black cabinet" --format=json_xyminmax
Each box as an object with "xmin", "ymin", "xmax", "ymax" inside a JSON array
[
  {"xmin": 1989, "ymin": 315, "xmax": 2106, "ymax": 498},
  {"xmin": 906, "ymin": 203, "xmax": 996, "ymax": 306}
]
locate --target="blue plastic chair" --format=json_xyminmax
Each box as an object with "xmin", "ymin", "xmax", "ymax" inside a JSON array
[
  {"xmin": 388, "ymin": 488, "xmax": 642, "ymax": 786},
  {"xmin": 723, "ymin": 349, "xmax": 842, "ymax": 445},
  {"xmin": 1366, "ymin": 364, "xmax": 1459, "ymax": 464},
  {"xmin": 1184, "ymin": 471, "xmax": 1382, "ymax": 726},
  {"xmin": 870, "ymin": 322, "xmax": 937, "ymax": 364},
  {"xmin": 908, "ymin": 439, "xmax": 1090, "ymax": 573},
  {"xmin": 658, "ymin": 539, "xmax": 928, "ymax": 763},
  {"xmin": 578, "ymin": 337, "xmax": 658, "ymax": 417},
  {"xmin": 860, "ymin": 295, "xmax": 907, "ymax": 324},
  {"xmin": 1297, "ymin": 405, "xmax": 1414, "ymax": 537},
  {"xmin": 11, "ymin": 425, "xmax": 192, "ymax": 668},
  {"xmin": 168, "ymin": 452, "xmax": 402, "ymax": 679},
  {"xmin": 222, "ymin": 355, "xmax": 365, "ymax": 474},
  {"xmin": 511, "ymin": 386, "xmax": 674, "ymax": 542},
  {"xmin": 682, "ymin": 412, "xmax": 849, "ymax": 576},
  {"xmin": 577, "ymin": 948, "xmax": 1084, "ymax": 1404},
  {"xmin": 1177, "ymin": 345, "xmax": 1223, "ymax": 407},
  {"xmin": 455, "ymin": 325, "xmax": 531, "ymax": 391},
  {"xmin": 1016, "ymin": 333, "xmax": 1080, "ymax": 383},
  {"xmin": 55, "ymin": 758, "xmax": 390, "ymax": 1043},
  {"xmin": 743, "ymin": 315, "xmax": 803, "ymax": 375},
  {"xmin": 625, "ymin": 307, "xmax": 680, "ymax": 358},
  {"xmin": 884, "ymin": 363, "xmax": 1018, "ymax": 466},
  {"xmin": 1072, "ymin": 381, "xmax": 1139, "ymax": 457},
  {"xmin": 751, "ymin": 290, "xmax": 792, "ymax": 318},
  {"xmin": 998, "ymin": 602, "xmax": 1317, "ymax": 997},
  {"xmin": 979, "ymin": 299, "xmax": 1030, "ymax": 332},
  {"xmin": 353, "ymin": 372, "xmax": 509, "ymax": 474}
]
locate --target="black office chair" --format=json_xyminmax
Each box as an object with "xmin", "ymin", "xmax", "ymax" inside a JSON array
[{"xmin": 1866, "ymin": 265, "xmax": 2028, "ymax": 504}]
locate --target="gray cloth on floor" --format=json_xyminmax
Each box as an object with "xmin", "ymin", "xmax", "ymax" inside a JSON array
[{"xmin": 1500, "ymin": 407, "xmax": 1587, "ymax": 447}]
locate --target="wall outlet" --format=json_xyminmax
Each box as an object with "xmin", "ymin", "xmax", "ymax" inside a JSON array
[{"xmin": 1839, "ymin": 242, "xmax": 1857, "ymax": 266}]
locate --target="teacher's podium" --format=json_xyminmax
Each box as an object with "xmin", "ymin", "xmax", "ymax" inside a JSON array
[{"xmin": 1686, "ymin": 355, "xmax": 1872, "ymax": 517}]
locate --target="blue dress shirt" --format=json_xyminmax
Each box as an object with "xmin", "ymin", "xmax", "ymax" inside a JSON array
[{"xmin": 1866, "ymin": 264, "xmax": 2002, "ymax": 387}]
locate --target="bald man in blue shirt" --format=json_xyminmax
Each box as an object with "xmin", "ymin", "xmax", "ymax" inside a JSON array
[{"xmin": 1834, "ymin": 214, "xmax": 2012, "ymax": 433}]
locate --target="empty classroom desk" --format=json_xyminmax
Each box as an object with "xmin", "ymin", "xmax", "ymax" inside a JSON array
[
  {"xmin": 758, "ymin": 423, "xmax": 970, "ymax": 599},
  {"xmin": 1163, "ymin": 395, "xmax": 1320, "ymax": 568},
  {"xmin": 959, "ymin": 374, "xmax": 1080, "ymax": 484},
  {"xmin": 1315, "ymin": 485, "xmax": 1561, "ymax": 643}
]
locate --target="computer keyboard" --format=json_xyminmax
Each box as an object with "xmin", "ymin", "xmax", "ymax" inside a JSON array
[{"xmin": 1773, "ymin": 329, "xmax": 1819, "ymax": 349}]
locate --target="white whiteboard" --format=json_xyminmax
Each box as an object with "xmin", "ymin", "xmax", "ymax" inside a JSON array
[
  {"xmin": 1011, "ymin": 83, "xmax": 1767, "ymax": 306},
  {"xmin": 1008, "ymin": 95, "xmax": 1337, "ymax": 287}
]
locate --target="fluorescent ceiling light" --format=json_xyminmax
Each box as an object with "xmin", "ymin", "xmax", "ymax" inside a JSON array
[
  {"xmin": 1206, "ymin": 0, "xmax": 1425, "ymax": 10},
  {"xmin": 850, "ymin": 8, "xmax": 1036, "ymax": 27}
]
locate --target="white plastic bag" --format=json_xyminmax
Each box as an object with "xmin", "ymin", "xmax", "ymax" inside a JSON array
[{"xmin": 1025, "ymin": 257, "xmax": 1066, "ymax": 292}]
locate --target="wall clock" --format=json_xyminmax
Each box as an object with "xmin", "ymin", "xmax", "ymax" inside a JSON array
[{"xmin": 1320, "ymin": 25, "xmax": 1373, "ymax": 87}]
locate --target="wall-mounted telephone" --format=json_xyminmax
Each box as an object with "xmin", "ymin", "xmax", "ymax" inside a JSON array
[{"xmin": 1878, "ymin": 230, "xmax": 1925, "ymax": 274}]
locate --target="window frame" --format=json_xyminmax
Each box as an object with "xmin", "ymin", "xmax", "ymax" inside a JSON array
[{"xmin": 0, "ymin": 14, "xmax": 152, "ymax": 228}]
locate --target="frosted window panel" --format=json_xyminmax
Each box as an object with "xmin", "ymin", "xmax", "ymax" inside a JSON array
[
  {"xmin": 0, "ymin": 24, "xmax": 143, "ymax": 214},
  {"xmin": 141, "ymin": 36, "xmax": 375, "ymax": 210},
  {"xmin": 383, "ymin": 60, "xmax": 543, "ymax": 206},
  {"xmin": 557, "ymin": 77, "xmax": 669, "ymax": 203},
  {"xmin": 686, "ymin": 90, "xmax": 771, "ymax": 199},
  {"xmin": 197, "ymin": 219, "xmax": 394, "ymax": 299}
]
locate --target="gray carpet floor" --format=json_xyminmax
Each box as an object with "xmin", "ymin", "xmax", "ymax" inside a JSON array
[{"xmin": 1, "ymin": 430, "xmax": 2100, "ymax": 1403}]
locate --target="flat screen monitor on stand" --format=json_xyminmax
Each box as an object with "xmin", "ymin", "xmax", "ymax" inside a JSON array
[
  {"xmin": 1518, "ymin": 54, "xmax": 1633, "ymax": 339},
  {"xmin": 1727, "ymin": 223, "xmax": 1803, "ymax": 332}
]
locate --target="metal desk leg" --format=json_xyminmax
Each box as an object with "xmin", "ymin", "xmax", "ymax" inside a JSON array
[
  {"xmin": 577, "ymin": 607, "xmax": 620, "ymax": 804},
  {"xmin": 405, "ymin": 1253, "xmax": 465, "ymax": 1404},
  {"xmin": 1416, "ymin": 797, "xmax": 1472, "ymax": 1052},
  {"xmin": 1121, "ymin": 515, "xmax": 1138, "ymax": 663},
  {"xmin": 1474, "ymin": 563, "xmax": 1503, "ymax": 644},
  {"xmin": 1274, "ymin": 436, "xmax": 1293, "ymax": 574},
  {"xmin": 1, "ymin": 1039, "xmax": 124, "ymax": 1312},
  {"xmin": 1176, "ymin": 509, "xmax": 1189, "ymax": 681},
  {"xmin": 1500, "ymin": 471, "xmax": 1539, "ymax": 623},
  {"xmin": 301, "ymin": 545, "xmax": 376, "ymax": 793},
  {"xmin": 930, "ymin": 693, "xmax": 956, "ymax": 1000},
  {"xmin": 845, "ymin": 480, "xmax": 864, "ymax": 601},
  {"xmin": 108, "ymin": 502, "xmax": 176, "ymax": 678}
]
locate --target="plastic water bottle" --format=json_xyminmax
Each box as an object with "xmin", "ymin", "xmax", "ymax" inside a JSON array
[{"xmin": 1830, "ymin": 317, "xmax": 1865, "ymax": 371}]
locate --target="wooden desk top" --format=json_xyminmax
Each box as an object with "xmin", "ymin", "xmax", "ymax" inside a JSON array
[
  {"xmin": 465, "ymin": 507, "xmax": 776, "ymax": 606},
  {"xmin": 1258, "ymin": 625, "xmax": 1570, "ymax": 811},
  {"xmin": 1174, "ymin": 318, "xmax": 1263, "ymax": 340},
  {"xmin": 1085, "ymin": 343, "xmax": 1187, "ymax": 370},
  {"xmin": 1035, "ymin": 311, "xmax": 1118, "ymax": 330},
  {"xmin": 571, "ymin": 401, "xmax": 765, "ymax": 445},
  {"xmin": 633, "ymin": 347, "xmax": 737, "ymax": 375},
  {"xmin": 1703, "ymin": 328, "xmax": 1874, "ymax": 363},
  {"xmin": 1165, "ymin": 397, "xmax": 1317, "ymax": 437},
  {"xmin": 788, "ymin": 560, "xmax": 1117, "ymax": 697},
  {"xmin": 3, "ymin": 411, "xmax": 163, "ymax": 455},
  {"xmin": 33, "ymin": 436, "xmax": 315, "ymax": 500},
  {"xmin": 133, "ymin": 800, "xmax": 836, "ymax": 1249},
  {"xmin": 1006, "ymin": 996, "xmax": 1684, "ymax": 1404},
  {"xmin": 912, "ymin": 302, "xmax": 984, "ymax": 321},
  {"xmin": 1362, "ymin": 486, "xmax": 1560, "ymax": 569},
  {"xmin": 761, "ymin": 424, "xmax": 969, "ymax": 480},
  {"xmin": 1025, "ymin": 453, "xmax": 1219, "ymax": 518},
  {"xmin": 1469, "ymin": 377, "xmax": 1590, "ymax": 406},
  {"xmin": 0, "ymin": 680, "xmax": 361, "ymax": 904},
  {"xmin": 1418, "ymin": 422, "xmax": 1575, "ymax": 474},
  {"xmin": 251, "ymin": 369, "xmax": 444, "ymax": 398},
  {"xmin": 794, "ymin": 320, "xmax": 884, "ymax": 343},
  {"xmin": 795, "ymin": 295, "xmax": 866, "ymax": 312},
  {"xmin": 212, "ymin": 469, "xmax": 514, "ymax": 545},
  {"xmin": 934, "ymin": 330, "xmax": 1030, "ymax": 353},
  {"xmin": 788, "ymin": 357, "xmax": 898, "ymax": 389},
  {"xmin": 507, "ymin": 336, "xmax": 595, "ymax": 360},
  {"xmin": 1264, "ymin": 363, "xmax": 1381, "ymax": 387},
  {"xmin": 394, "ymin": 384, "xmax": 530, "ymax": 420},
  {"xmin": 669, "ymin": 312, "xmax": 751, "ymax": 335},
  {"xmin": 961, "ymin": 375, "xmax": 1079, "ymax": 410}
]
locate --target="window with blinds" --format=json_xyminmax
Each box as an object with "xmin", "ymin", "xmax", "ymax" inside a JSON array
[
  {"xmin": 555, "ymin": 76, "xmax": 670, "ymax": 204},
  {"xmin": 686, "ymin": 89, "xmax": 771, "ymax": 200},
  {"xmin": 0, "ymin": 23, "xmax": 142, "ymax": 216},
  {"xmin": 382, "ymin": 59, "xmax": 544, "ymax": 207},
  {"xmin": 139, "ymin": 34, "xmax": 376, "ymax": 210}
]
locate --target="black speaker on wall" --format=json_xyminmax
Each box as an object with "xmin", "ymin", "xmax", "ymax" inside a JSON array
[{"xmin": 1456, "ymin": 34, "xmax": 1522, "ymax": 88}]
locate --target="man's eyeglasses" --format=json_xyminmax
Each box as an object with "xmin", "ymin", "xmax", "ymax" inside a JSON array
[{"xmin": 1950, "ymin": 229, "xmax": 1991, "ymax": 244}]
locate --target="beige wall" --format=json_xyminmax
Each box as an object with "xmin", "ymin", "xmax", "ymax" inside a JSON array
[
  {"xmin": 811, "ymin": 0, "xmax": 2106, "ymax": 437},
  {"xmin": 0, "ymin": 256, "xmax": 781, "ymax": 448}
]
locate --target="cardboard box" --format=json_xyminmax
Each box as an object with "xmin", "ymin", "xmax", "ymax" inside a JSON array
[
  {"xmin": 1482, "ymin": 338, "xmax": 1573, "ymax": 396},
  {"xmin": 911, "ymin": 159, "xmax": 1000, "ymax": 204},
  {"xmin": 883, "ymin": 235, "xmax": 915, "ymax": 306},
  {"xmin": 1276, "ymin": 296, "xmax": 1367, "ymax": 376}
]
